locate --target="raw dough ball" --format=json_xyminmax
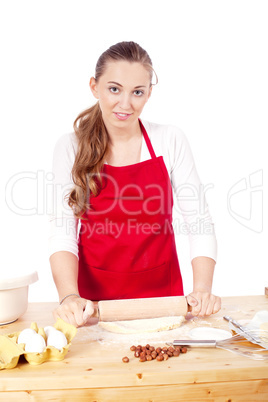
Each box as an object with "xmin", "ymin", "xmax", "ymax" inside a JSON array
[
  {"xmin": 47, "ymin": 329, "xmax": 67, "ymax": 350},
  {"xmin": 24, "ymin": 333, "xmax": 46, "ymax": 353},
  {"xmin": 17, "ymin": 328, "xmax": 36, "ymax": 345},
  {"xmin": 98, "ymin": 316, "xmax": 185, "ymax": 334}
]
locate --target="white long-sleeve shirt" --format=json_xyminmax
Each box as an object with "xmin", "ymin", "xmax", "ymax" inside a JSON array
[{"xmin": 48, "ymin": 119, "xmax": 217, "ymax": 262}]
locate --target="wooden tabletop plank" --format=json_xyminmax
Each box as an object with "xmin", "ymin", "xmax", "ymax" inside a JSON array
[{"xmin": 1, "ymin": 379, "xmax": 268, "ymax": 402}]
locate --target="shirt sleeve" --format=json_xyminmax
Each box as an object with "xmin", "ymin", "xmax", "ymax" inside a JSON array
[
  {"xmin": 168, "ymin": 126, "xmax": 217, "ymax": 262},
  {"xmin": 48, "ymin": 133, "xmax": 79, "ymax": 259}
]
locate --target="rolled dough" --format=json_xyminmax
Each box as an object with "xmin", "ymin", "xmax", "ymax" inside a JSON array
[{"xmin": 98, "ymin": 316, "xmax": 185, "ymax": 334}]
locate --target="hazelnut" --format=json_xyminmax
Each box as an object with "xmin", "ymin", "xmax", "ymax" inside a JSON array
[
  {"xmin": 134, "ymin": 350, "xmax": 140, "ymax": 358},
  {"xmin": 151, "ymin": 351, "xmax": 157, "ymax": 359},
  {"xmin": 163, "ymin": 353, "xmax": 169, "ymax": 360},
  {"xmin": 156, "ymin": 354, "xmax": 164, "ymax": 361}
]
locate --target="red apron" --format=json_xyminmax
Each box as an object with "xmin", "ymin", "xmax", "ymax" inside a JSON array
[{"xmin": 78, "ymin": 120, "xmax": 183, "ymax": 300}]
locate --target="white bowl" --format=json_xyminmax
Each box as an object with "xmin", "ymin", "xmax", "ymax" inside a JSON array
[{"xmin": 0, "ymin": 271, "xmax": 38, "ymax": 325}]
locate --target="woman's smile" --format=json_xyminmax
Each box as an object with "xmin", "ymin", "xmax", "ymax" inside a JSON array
[{"xmin": 113, "ymin": 112, "xmax": 132, "ymax": 120}]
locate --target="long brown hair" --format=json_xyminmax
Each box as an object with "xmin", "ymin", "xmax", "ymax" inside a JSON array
[{"xmin": 68, "ymin": 41, "xmax": 156, "ymax": 218}]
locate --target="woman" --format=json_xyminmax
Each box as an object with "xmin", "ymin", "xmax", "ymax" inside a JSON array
[{"xmin": 49, "ymin": 41, "xmax": 221, "ymax": 327}]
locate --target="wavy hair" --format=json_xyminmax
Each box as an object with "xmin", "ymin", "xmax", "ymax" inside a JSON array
[{"xmin": 68, "ymin": 41, "xmax": 156, "ymax": 218}]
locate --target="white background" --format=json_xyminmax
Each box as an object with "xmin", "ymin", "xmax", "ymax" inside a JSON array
[{"xmin": 1, "ymin": 0, "xmax": 267, "ymax": 302}]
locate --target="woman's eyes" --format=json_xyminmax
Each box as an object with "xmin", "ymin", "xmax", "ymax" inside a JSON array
[
  {"xmin": 108, "ymin": 87, "xmax": 144, "ymax": 96},
  {"xmin": 134, "ymin": 90, "xmax": 144, "ymax": 96},
  {"xmin": 109, "ymin": 87, "xmax": 119, "ymax": 93}
]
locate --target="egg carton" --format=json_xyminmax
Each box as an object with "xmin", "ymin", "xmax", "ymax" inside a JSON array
[{"xmin": 0, "ymin": 318, "xmax": 77, "ymax": 369}]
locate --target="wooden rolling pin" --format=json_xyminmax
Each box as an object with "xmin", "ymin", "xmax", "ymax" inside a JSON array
[{"xmin": 92, "ymin": 296, "xmax": 190, "ymax": 322}]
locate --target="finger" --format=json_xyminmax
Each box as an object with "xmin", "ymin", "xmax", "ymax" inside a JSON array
[
  {"xmin": 204, "ymin": 300, "xmax": 214, "ymax": 316},
  {"xmin": 198, "ymin": 295, "xmax": 211, "ymax": 316},
  {"xmin": 204, "ymin": 295, "xmax": 221, "ymax": 316},
  {"xmin": 82, "ymin": 300, "xmax": 94, "ymax": 322},
  {"xmin": 212, "ymin": 296, "xmax": 221, "ymax": 314},
  {"xmin": 62, "ymin": 312, "xmax": 78, "ymax": 327},
  {"xmin": 186, "ymin": 294, "xmax": 199, "ymax": 307},
  {"xmin": 72, "ymin": 303, "xmax": 85, "ymax": 327},
  {"xmin": 191, "ymin": 300, "xmax": 202, "ymax": 316},
  {"xmin": 202, "ymin": 294, "xmax": 217, "ymax": 316},
  {"xmin": 186, "ymin": 294, "xmax": 200, "ymax": 315}
]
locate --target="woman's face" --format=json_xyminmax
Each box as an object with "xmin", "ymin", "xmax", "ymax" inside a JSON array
[{"xmin": 90, "ymin": 60, "xmax": 152, "ymax": 132}]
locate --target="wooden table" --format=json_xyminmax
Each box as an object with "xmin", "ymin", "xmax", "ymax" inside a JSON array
[{"xmin": 0, "ymin": 296, "xmax": 268, "ymax": 401}]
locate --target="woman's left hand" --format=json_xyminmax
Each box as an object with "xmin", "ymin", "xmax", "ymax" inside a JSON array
[{"xmin": 186, "ymin": 291, "xmax": 221, "ymax": 317}]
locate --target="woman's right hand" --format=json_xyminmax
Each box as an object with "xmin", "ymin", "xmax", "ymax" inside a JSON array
[{"xmin": 53, "ymin": 296, "xmax": 95, "ymax": 327}]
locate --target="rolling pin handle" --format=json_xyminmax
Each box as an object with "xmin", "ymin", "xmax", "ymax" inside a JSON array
[{"xmin": 173, "ymin": 340, "xmax": 217, "ymax": 348}]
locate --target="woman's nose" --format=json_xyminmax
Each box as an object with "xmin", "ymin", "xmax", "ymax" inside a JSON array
[{"xmin": 118, "ymin": 93, "xmax": 131, "ymax": 110}]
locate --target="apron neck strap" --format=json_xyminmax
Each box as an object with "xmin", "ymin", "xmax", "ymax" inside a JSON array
[{"xmin": 139, "ymin": 119, "xmax": 156, "ymax": 159}]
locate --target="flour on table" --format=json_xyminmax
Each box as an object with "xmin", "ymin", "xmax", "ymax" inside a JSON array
[
  {"xmin": 98, "ymin": 316, "xmax": 185, "ymax": 334},
  {"xmin": 260, "ymin": 322, "xmax": 268, "ymax": 331}
]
